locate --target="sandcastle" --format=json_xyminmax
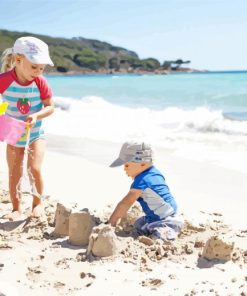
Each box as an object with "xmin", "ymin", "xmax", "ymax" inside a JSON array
[
  {"xmin": 87, "ymin": 224, "xmax": 119, "ymax": 257},
  {"xmin": 202, "ymin": 235, "xmax": 235, "ymax": 261},
  {"xmin": 69, "ymin": 211, "xmax": 95, "ymax": 246},
  {"xmin": 53, "ymin": 203, "xmax": 72, "ymax": 236},
  {"xmin": 53, "ymin": 203, "xmax": 119, "ymax": 257}
]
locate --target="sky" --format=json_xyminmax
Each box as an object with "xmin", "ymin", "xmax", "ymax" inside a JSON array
[{"xmin": 0, "ymin": 0, "xmax": 246, "ymax": 70}]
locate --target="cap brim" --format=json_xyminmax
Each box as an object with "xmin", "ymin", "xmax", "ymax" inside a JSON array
[
  {"xmin": 26, "ymin": 55, "xmax": 54, "ymax": 66},
  {"xmin": 109, "ymin": 158, "xmax": 125, "ymax": 168},
  {"xmin": 36, "ymin": 57, "xmax": 54, "ymax": 67},
  {"xmin": 46, "ymin": 58, "xmax": 54, "ymax": 67}
]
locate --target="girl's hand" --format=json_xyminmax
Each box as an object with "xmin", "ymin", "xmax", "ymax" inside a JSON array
[{"xmin": 25, "ymin": 114, "xmax": 38, "ymax": 127}]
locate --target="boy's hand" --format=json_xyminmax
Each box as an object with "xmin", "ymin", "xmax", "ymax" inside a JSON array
[
  {"xmin": 108, "ymin": 218, "xmax": 117, "ymax": 227},
  {"xmin": 108, "ymin": 189, "xmax": 142, "ymax": 227}
]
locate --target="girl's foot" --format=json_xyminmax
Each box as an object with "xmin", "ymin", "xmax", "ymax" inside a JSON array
[
  {"xmin": 2, "ymin": 210, "xmax": 25, "ymax": 221},
  {"xmin": 30, "ymin": 203, "xmax": 44, "ymax": 218}
]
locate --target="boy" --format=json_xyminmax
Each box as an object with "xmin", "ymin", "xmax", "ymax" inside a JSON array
[{"xmin": 108, "ymin": 142, "xmax": 183, "ymax": 241}]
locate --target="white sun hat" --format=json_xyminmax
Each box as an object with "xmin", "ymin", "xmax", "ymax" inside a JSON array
[{"xmin": 13, "ymin": 36, "xmax": 54, "ymax": 66}]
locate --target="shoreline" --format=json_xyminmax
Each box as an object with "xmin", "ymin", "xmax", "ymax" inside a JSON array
[
  {"xmin": 44, "ymin": 68, "xmax": 208, "ymax": 76},
  {"xmin": 44, "ymin": 69, "xmax": 247, "ymax": 76}
]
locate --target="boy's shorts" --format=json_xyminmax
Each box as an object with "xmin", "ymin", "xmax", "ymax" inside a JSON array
[{"xmin": 134, "ymin": 214, "xmax": 184, "ymax": 241}]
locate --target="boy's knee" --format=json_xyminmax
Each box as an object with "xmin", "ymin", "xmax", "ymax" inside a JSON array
[{"xmin": 133, "ymin": 216, "xmax": 147, "ymax": 231}]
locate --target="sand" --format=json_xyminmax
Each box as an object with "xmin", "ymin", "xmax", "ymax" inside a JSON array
[{"xmin": 0, "ymin": 141, "xmax": 247, "ymax": 296}]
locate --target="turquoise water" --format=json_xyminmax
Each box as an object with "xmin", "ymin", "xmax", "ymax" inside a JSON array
[
  {"xmin": 46, "ymin": 72, "xmax": 247, "ymax": 118},
  {"xmin": 43, "ymin": 71, "xmax": 247, "ymax": 173}
]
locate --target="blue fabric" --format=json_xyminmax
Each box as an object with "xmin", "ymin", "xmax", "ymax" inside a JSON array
[
  {"xmin": 131, "ymin": 166, "xmax": 178, "ymax": 222},
  {"xmin": 0, "ymin": 69, "xmax": 52, "ymax": 147},
  {"xmin": 134, "ymin": 214, "xmax": 184, "ymax": 241}
]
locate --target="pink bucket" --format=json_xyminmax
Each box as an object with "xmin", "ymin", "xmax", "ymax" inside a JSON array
[{"xmin": 0, "ymin": 115, "xmax": 26, "ymax": 145}]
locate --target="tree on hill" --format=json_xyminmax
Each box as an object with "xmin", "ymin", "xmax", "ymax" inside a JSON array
[{"xmin": 162, "ymin": 59, "xmax": 191, "ymax": 70}]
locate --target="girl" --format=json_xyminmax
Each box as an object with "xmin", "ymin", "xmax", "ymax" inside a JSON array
[{"xmin": 0, "ymin": 36, "xmax": 54, "ymax": 220}]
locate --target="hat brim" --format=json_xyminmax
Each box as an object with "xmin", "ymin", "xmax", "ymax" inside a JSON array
[
  {"xmin": 26, "ymin": 55, "xmax": 54, "ymax": 66},
  {"xmin": 109, "ymin": 158, "xmax": 125, "ymax": 168}
]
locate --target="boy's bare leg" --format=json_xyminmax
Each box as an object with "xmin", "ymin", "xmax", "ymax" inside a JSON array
[
  {"xmin": 3, "ymin": 145, "xmax": 25, "ymax": 220},
  {"xmin": 28, "ymin": 139, "xmax": 46, "ymax": 218}
]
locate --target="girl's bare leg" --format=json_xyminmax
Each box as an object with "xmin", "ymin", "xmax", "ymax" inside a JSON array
[
  {"xmin": 3, "ymin": 144, "xmax": 25, "ymax": 220},
  {"xmin": 28, "ymin": 139, "xmax": 46, "ymax": 218}
]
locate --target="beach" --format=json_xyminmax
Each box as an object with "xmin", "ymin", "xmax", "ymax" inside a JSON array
[
  {"xmin": 0, "ymin": 72, "xmax": 247, "ymax": 295},
  {"xmin": 0, "ymin": 136, "xmax": 246, "ymax": 296}
]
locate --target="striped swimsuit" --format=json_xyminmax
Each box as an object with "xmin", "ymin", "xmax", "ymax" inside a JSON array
[{"xmin": 0, "ymin": 69, "xmax": 52, "ymax": 147}]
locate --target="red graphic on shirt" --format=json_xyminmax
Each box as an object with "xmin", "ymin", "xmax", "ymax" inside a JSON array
[{"xmin": 17, "ymin": 98, "xmax": 31, "ymax": 114}]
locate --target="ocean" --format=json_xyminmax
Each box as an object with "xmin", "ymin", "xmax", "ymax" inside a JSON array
[{"xmin": 44, "ymin": 71, "xmax": 247, "ymax": 173}]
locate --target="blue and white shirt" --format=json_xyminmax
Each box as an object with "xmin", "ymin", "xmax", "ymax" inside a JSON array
[
  {"xmin": 0, "ymin": 69, "xmax": 52, "ymax": 147},
  {"xmin": 131, "ymin": 166, "xmax": 177, "ymax": 223}
]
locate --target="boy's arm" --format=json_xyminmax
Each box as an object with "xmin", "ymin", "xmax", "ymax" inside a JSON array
[{"xmin": 108, "ymin": 188, "xmax": 142, "ymax": 226}]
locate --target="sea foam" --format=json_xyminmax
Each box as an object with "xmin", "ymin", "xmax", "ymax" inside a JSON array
[
  {"xmin": 44, "ymin": 95, "xmax": 247, "ymax": 173},
  {"xmin": 48, "ymin": 95, "xmax": 247, "ymax": 139}
]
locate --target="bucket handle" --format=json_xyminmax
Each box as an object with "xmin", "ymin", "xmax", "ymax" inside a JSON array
[
  {"xmin": 19, "ymin": 124, "xmax": 31, "ymax": 141},
  {"xmin": 0, "ymin": 102, "xmax": 9, "ymax": 115}
]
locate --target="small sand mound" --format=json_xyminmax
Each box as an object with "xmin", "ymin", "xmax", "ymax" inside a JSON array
[
  {"xmin": 87, "ymin": 224, "xmax": 119, "ymax": 257},
  {"xmin": 118, "ymin": 204, "xmax": 142, "ymax": 231},
  {"xmin": 202, "ymin": 235, "xmax": 235, "ymax": 261}
]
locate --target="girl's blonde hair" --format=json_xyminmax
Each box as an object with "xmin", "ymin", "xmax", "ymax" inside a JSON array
[{"xmin": 1, "ymin": 48, "xmax": 15, "ymax": 73}]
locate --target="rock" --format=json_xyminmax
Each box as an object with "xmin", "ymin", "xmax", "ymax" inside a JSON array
[
  {"xmin": 185, "ymin": 220, "xmax": 206, "ymax": 232},
  {"xmin": 80, "ymin": 271, "xmax": 95, "ymax": 279},
  {"xmin": 69, "ymin": 211, "xmax": 95, "ymax": 246},
  {"xmin": 79, "ymin": 272, "xmax": 96, "ymax": 288},
  {"xmin": 53, "ymin": 281, "xmax": 65, "ymax": 289},
  {"xmin": 231, "ymin": 277, "xmax": 237, "ymax": 283},
  {"xmin": 202, "ymin": 235, "xmax": 234, "ymax": 261},
  {"xmin": 138, "ymin": 236, "xmax": 154, "ymax": 246},
  {"xmin": 140, "ymin": 256, "xmax": 147, "ymax": 264},
  {"xmin": 141, "ymin": 278, "xmax": 164, "ymax": 288},
  {"xmin": 76, "ymin": 252, "xmax": 87, "ymax": 262},
  {"xmin": 168, "ymin": 274, "xmax": 177, "ymax": 279},
  {"xmin": 194, "ymin": 240, "xmax": 205, "ymax": 248},
  {"xmin": 156, "ymin": 245, "xmax": 165, "ymax": 256},
  {"xmin": 185, "ymin": 244, "xmax": 194, "ymax": 254}
]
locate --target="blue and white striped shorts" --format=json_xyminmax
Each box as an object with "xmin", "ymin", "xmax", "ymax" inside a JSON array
[{"xmin": 134, "ymin": 214, "xmax": 184, "ymax": 241}]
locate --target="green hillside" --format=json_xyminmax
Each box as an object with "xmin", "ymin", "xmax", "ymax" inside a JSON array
[{"xmin": 0, "ymin": 29, "xmax": 191, "ymax": 73}]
